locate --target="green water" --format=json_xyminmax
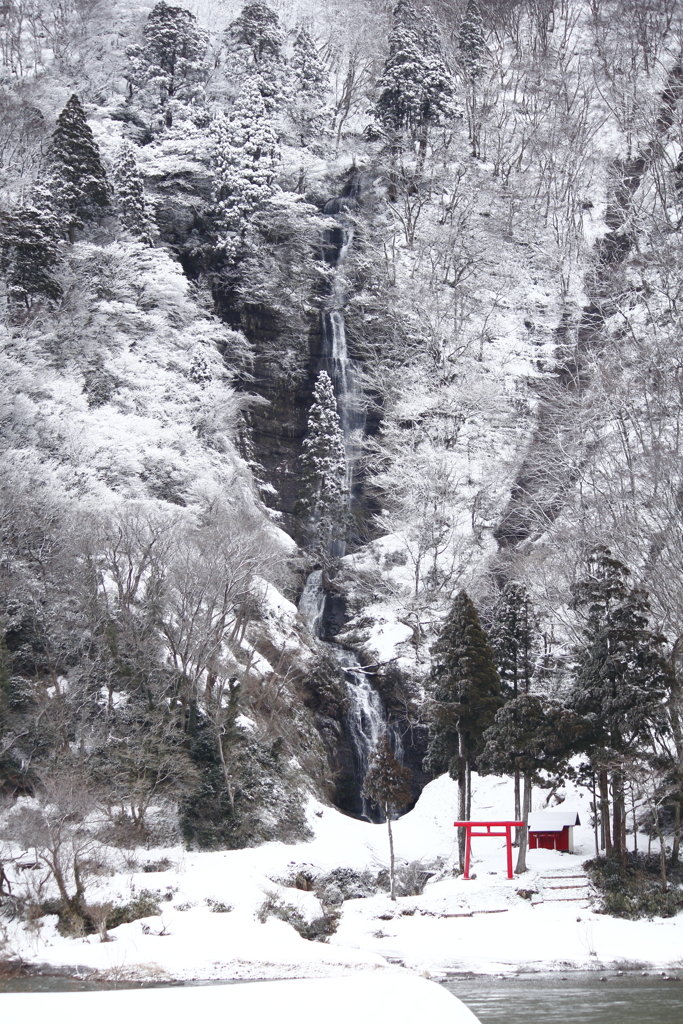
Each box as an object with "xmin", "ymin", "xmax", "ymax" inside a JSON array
[{"xmin": 443, "ymin": 972, "xmax": 683, "ymax": 1024}]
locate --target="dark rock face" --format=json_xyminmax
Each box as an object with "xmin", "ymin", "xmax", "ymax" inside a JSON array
[
  {"xmin": 314, "ymin": 713, "xmax": 363, "ymax": 816},
  {"xmin": 149, "ymin": 169, "xmax": 212, "ymax": 251},
  {"xmin": 237, "ymin": 302, "xmax": 317, "ymax": 527}
]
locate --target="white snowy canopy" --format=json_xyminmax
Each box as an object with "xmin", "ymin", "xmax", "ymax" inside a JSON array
[{"xmin": 528, "ymin": 811, "xmax": 580, "ymax": 832}]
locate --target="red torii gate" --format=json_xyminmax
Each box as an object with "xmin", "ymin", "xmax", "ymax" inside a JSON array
[{"xmin": 454, "ymin": 820, "xmax": 524, "ymax": 880}]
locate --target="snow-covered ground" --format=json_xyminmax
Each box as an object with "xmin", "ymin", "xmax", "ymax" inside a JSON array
[
  {"xmin": 4, "ymin": 774, "xmax": 681, "ymax": 982},
  {"xmin": 0, "ymin": 974, "xmax": 479, "ymax": 1024}
]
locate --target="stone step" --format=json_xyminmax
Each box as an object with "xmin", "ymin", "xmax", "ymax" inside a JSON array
[{"xmin": 540, "ymin": 880, "xmax": 589, "ymax": 888}]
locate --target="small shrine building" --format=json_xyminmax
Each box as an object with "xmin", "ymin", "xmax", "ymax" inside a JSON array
[{"xmin": 527, "ymin": 811, "xmax": 581, "ymax": 852}]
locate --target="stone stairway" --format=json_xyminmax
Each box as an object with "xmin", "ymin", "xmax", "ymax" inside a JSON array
[{"xmin": 532, "ymin": 867, "xmax": 593, "ymax": 906}]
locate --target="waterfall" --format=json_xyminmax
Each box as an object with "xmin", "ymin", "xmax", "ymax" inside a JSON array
[
  {"xmin": 296, "ymin": 179, "xmax": 408, "ymax": 821},
  {"xmin": 335, "ymin": 647, "xmax": 404, "ymax": 822},
  {"xmin": 321, "ymin": 198, "xmax": 366, "ymax": 511},
  {"xmin": 298, "ymin": 569, "xmax": 326, "ymax": 639},
  {"xmin": 298, "ymin": 567, "xmax": 405, "ymax": 822}
]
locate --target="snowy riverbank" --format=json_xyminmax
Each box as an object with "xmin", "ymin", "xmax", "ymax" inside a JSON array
[
  {"xmin": 3, "ymin": 774, "xmax": 681, "ymax": 982},
  {"xmin": 0, "ymin": 974, "xmax": 480, "ymax": 1024}
]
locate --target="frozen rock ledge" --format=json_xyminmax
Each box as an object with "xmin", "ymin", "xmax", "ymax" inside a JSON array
[{"xmin": 2, "ymin": 974, "xmax": 480, "ymax": 1024}]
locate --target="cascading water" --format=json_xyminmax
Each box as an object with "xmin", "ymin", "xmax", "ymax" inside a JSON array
[
  {"xmin": 321, "ymin": 194, "xmax": 366, "ymax": 516},
  {"xmin": 335, "ymin": 648, "xmax": 405, "ymax": 821},
  {"xmin": 298, "ymin": 569, "xmax": 326, "ymax": 640},
  {"xmin": 297, "ymin": 570, "xmax": 404, "ymax": 821},
  {"xmin": 297, "ymin": 190, "xmax": 407, "ymax": 819}
]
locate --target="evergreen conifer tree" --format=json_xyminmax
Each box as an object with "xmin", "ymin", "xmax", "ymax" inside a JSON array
[
  {"xmin": 126, "ymin": 2, "xmax": 209, "ymax": 124},
  {"xmin": 298, "ymin": 370, "xmax": 349, "ymax": 561},
  {"xmin": 457, "ymin": 0, "xmax": 488, "ymax": 157},
  {"xmin": 487, "ymin": 580, "xmax": 541, "ymax": 831},
  {"xmin": 112, "ymin": 141, "xmax": 152, "ymax": 240},
  {"xmin": 374, "ymin": 0, "xmax": 453, "ymax": 164},
  {"xmin": 208, "ymin": 81, "xmax": 279, "ymax": 262},
  {"xmin": 426, "ymin": 590, "xmax": 502, "ymax": 867},
  {"xmin": 225, "ymin": 2, "xmax": 287, "ymax": 112},
  {"xmin": 480, "ymin": 695, "xmax": 585, "ymax": 873},
  {"xmin": 289, "ymin": 26, "xmax": 329, "ymax": 150},
  {"xmin": 567, "ymin": 547, "xmax": 672, "ymax": 863},
  {"xmin": 0, "ymin": 200, "xmax": 62, "ymax": 309},
  {"xmin": 488, "ymin": 581, "xmax": 539, "ymax": 697},
  {"xmin": 458, "ymin": 0, "xmax": 487, "ymax": 82},
  {"xmin": 46, "ymin": 95, "xmax": 109, "ymax": 243},
  {"xmin": 362, "ymin": 735, "xmax": 412, "ymax": 899}
]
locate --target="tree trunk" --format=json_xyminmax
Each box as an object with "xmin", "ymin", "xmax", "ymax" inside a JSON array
[
  {"xmin": 388, "ymin": 143, "xmax": 399, "ymax": 204},
  {"xmin": 466, "ymin": 759, "xmax": 472, "ymax": 822},
  {"xmin": 515, "ymin": 773, "xmax": 531, "ymax": 874},
  {"xmin": 217, "ymin": 729, "xmax": 235, "ymax": 813},
  {"xmin": 387, "ymin": 802, "xmax": 396, "ymax": 901},
  {"xmin": 513, "ymin": 769, "xmax": 521, "ymax": 846},
  {"xmin": 673, "ymin": 801, "xmax": 681, "ymax": 866},
  {"xmin": 591, "ymin": 774, "xmax": 600, "ymax": 857},
  {"xmin": 668, "ymin": 666, "xmax": 683, "ymax": 865},
  {"xmin": 416, "ymin": 131, "xmax": 428, "ymax": 177},
  {"xmin": 612, "ymin": 772, "xmax": 627, "ymax": 866},
  {"xmin": 654, "ymin": 814, "xmax": 668, "ymax": 893},
  {"xmin": 599, "ymin": 769, "xmax": 612, "ymax": 854},
  {"xmin": 457, "ymin": 729, "xmax": 467, "ymax": 870},
  {"xmin": 660, "ymin": 837, "xmax": 668, "ymax": 894}
]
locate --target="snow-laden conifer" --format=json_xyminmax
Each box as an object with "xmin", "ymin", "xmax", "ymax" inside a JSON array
[
  {"xmin": 488, "ymin": 581, "xmax": 540, "ymax": 699},
  {"xmin": 457, "ymin": 0, "xmax": 488, "ymax": 157},
  {"xmin": 0, "ymin": 197, "xmax": 62, "ymax": 309},
  {"xmin": 374, "ymin": 0, "xmax": 454, "ymax": 149},
  {"xmin": 457, "ymin": 0, "xmax": 488, "ymax": 83},
  {"xmin": 225, "ymin": 2, "xmax": 287, "ymax": 113},
  {"xmin": 487, "ymin": 580, "xmax": 541, "ymax": 831},
  {"xmin": 480, "ymin": 695, "xmax": 585, "ymax": 872},
  {"xmin": 426, "ymin": 590, "xmax": 502, "ymax": 868},
  {"xmin": 298, "ymin": 370, "xmax": 349, "ymax": 560},
  {"xmin": 208, "ymin": 81, "xmax": 279, "ymax": 260},
  {"xmin": 46, "ymin": 95, "xmax": 109, "ymax": 243},
  {"xmin": 289, "ymin": 26, "xmax": 329, "ymax": 148},
  {"xmin": 112, "ymin": 141, "xmax": 153, "ymax": 240},
  {"xmin": 126, "ymin": 1, "xmax": 209, "ymax": 125},
  {"xmin": 567, "ymin": 546, "xmax": 673, "ymax": 862}
]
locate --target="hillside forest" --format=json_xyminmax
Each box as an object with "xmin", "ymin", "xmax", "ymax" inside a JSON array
[{"xmin": 2, "ymin": 0, "xmax": 683, "ymax": 935}]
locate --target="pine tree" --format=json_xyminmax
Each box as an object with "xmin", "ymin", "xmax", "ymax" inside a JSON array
[
  {"xmin": 112, "ymin": 142, "xmax": 152, "ymax": 240},
  {"xmin": 46, "ymin": 95, "xmax": 109, "ymax": 243},
  {"xmin": 567, "ymin": 547, "xmax": 672, "ymax": 863},
  {"xmin": 208, "ymin": 80, "xmax": 279, "ymax": 262},
  {"xmin": 480, "ymin": 695, "xmax": 585, "ymax": 873},
  {"xmin": 374, "ymin": 1, "xmax": 453, "ymax": 158},
  {"xmin": 225, "ymin": 2, "xmax": 287, "ymax": 113},
  {"xmin": 289, "ymin": 26, "xmax": 329, "ymax": 150},
  {"xmin": 298, "ymin": 370, "xmax": 349, "ymax": 561},
  {"xmin": 0, "ymin": 200, "xmax": 62, "ymax": 309},
  {"xmin": 126, "ymin": 1, "xmax": 209, "ymax": 124},
  {"xmin": 426, "ymin": 590, "xmax": 503, "ymax": 868},
  {"xmin": 362, "ymin": 735, "xmax": 413, "ymax": 900}
]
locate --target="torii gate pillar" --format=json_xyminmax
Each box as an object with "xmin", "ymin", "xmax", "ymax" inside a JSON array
[{"xmin": 453, "ymin": 821, "xmax": 525, "ymax": 880}]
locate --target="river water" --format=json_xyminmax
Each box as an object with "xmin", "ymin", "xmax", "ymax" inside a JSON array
[{"xmin": 443, "ymin": 972, "xmax": 683, "ymax": 1024}]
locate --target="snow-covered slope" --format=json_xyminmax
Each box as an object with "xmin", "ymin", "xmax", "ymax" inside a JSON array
[
  {"xmin": 0, "ymin": 974, "xmax": 481, "ymax": 1024},
  {"xmin": 3, "ymin": 774, "xmax": 680, "ymax": 980}
]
